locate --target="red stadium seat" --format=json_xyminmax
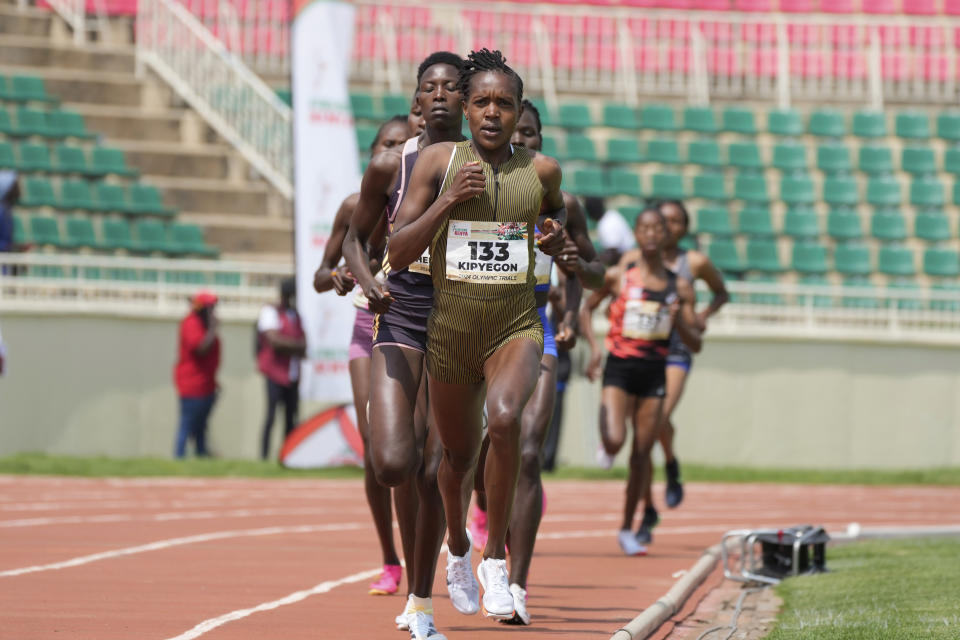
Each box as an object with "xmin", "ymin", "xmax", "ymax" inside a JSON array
[
  {"xmin": 742, "ymin": 22, "xmax": 777, "ymax": 45},
  {"xmin": 508, "ymin": 36, "xmax": 538, "ymax": 69},
  {"xmin": 691, "ymin": 0, "xmax": 731, "ymax": 8},
  {"xmin": 750, "ymin": 48, "xmax": 777, "ymax": 78},
  {"xmin": 585, "ymin": 43, "xmax": 620, "ymax": 71},
  {"xmin": 904, "ymin": 0, "xmax": 937, "ymax": 14},
  {"xmin": 635, "ymin": 45, "xmax": 662, "ymax": 72},
  {"xmin": 663, "ymin": 19, "xmax": 691, "ymax": 42},
  {"xmin": 708, "ymin": 47, "xmax": 739, "ymax": 76},
  {"xmin": 828, "ymin": 24, "xmax": 862, "ymax": 48},
  {"xmin": 780, "ymin": 0, "xmax": 819, "ymax": 11},
  {"xmin": 787, "ymin": 24, "xmax": 820, "ymax": 46},
  {"xmin": 790, "ymin": 50, "xmax": 825, "ymax": 78},
  {"xmin": 832, "ymin": 51, "xmax": 867, "ymax": 79},
  {"xmin": 919, "ymin": 55, "xmax": 949, "ymax": 82},
  {"xmin": 629, "ymin": 18, "xmax": 655, "ymax": 41},
  {"xmin": 821, "ymin": 0, "xmax": 855, "ymax": 12},
  {"xmin": 862, "ymin": 0, "xmax": 898, "ymax": 13},
  {"xmin": 947, "ymin": 0, "xmax": 960, "ymax": 14},
  {"xmin": 881, "ymin": 53, "xmax": 911, "ymax": 81},
  {"xmin": 668, "ymin": 46, "xmax": 691, "ymax": 73},
  {"xmin": 733, "ymin": 0, "xmax": 773, "ymax": 10},
  {"xmin": 700, "ymin": 21, "xmax": 734, "ymax": 42},
  {"xmin": 909, "ymin": 26, "xmax": 946, "ymax": 49},
  {"xmin": 652, "ymin": 0, "xmax": 693, "ymax": 8},
  {"xmin": 877, "ymin": 25, "xmax": 904, "ymax": 48}
]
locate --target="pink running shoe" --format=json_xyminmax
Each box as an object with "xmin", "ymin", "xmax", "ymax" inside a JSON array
[
  {"xmin": 369, "ymin": 564, "xmax": 402, "ymax": 595},
  {"xmin": 469, "ymin": 504, "xmax": 489, "ymax": 553}
]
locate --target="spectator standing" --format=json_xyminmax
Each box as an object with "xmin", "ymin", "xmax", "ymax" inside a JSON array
[
  {"xmin": 0, "ymin": 171, "xmax": 20, "ymax": 255},
  {"xmin": 585, "ymin": 196, "xmax": 635, "ymax": 266},
  {"xmin": 173, "ymin": 291, "xmax": 220, "ymax": 458},
  {"xmin": 257, "ymin": 278, "xmax": 306, "ymax": 460}
]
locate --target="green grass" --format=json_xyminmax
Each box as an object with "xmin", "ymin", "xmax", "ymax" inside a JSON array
[
  {"xmin": 0, "ymin": 454, "xmax": 958, "ymax": 485},
  {"xmin": 769, "ymin": 537, "xmax": 960, "ymax": 639}
]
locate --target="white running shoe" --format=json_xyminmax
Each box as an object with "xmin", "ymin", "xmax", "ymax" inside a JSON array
[
  {"xmin": 476, "ymin": 557, "xmax": 515, "ymax": 620},
  {"xmin": 596, "ymin": 445, "xmax": 615, "ymax": 470},
  {"xmin": 446, "ymin": 548, "xmax": 480, "ymax": 615},
  {"xmin": 499, "ymin": 583, "xmax": 530, "ymax": 625},
  {"xmin": 618, "ymin": 529, "xmax": 648, "ymax": 556},
  {"xmin": 407, "ymin": 601, "xmax": 448, "ymax": 640},
  {"xmin": 396, "ymin": 594, "xmax": 412, "ymax": 630}
]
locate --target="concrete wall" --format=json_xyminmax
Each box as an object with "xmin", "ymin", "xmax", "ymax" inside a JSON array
[{"xmin": 2, "ymin": 312, "xmax": 958, "ymax": 469}]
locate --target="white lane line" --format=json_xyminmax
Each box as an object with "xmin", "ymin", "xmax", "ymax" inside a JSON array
[
  {"xmin": 0, "ymin": 507, "xmax": 368, "ymax": 529},
  {"xmin": 0, "ymin": 522, "xmax": 366, "ymax": 578}
]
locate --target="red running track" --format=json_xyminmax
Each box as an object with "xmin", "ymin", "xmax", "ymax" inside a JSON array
[{"xmin": 1, "ymin": 475, "xmax": 958, "ymax": 639}]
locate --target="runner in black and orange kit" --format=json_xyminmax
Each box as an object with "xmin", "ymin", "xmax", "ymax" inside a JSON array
[
  {"xmin": 342, "ymin": 52, "xmax": 465, "ymax": 640},
  {"xmin": 312, "ymin": 114, "xmax": 415, "ymax": 597},
  {"xmin": 580, "ymin": 207, "xmax": 701, "ymax": 557}
]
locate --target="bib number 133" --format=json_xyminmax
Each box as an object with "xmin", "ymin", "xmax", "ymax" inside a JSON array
[{"xmin": 468, "ymin": 241, "xmax": 510, "ymax": 262}]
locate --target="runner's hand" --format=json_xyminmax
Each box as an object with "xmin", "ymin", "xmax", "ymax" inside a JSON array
[
  {"xmin": 586, "ymin": 349, "xmax": 602, "ymax": 381},
  {"xmin": 555, "ymin": 233, "xmax": 581, "ymax": 274},
  {"xmin": 536, "ymin": 218, "xmax": 564, "ymax": 256},
  {"xmin": 331, "ymin": 268, "xmax": 356, "ymax": 296},
  {"xmin": 696, "ymin": 310, "xmax": 709, "ymax": 332},
  {"xmin": 555, "ymin": 322, "xmax": 577, "ymax": 351},
  {"xmin": 668, "ymin": 299, "xmax": 680, "ymax": 328},
  {"xmin": 364, "ymin": 282, "xmax": 394, "ymax": 314},
  {"xmin": 448, "ymin": 161, "xmax": 485, "ymax": 204}
]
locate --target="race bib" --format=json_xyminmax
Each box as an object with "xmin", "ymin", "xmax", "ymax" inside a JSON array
[
  {"xmin": 409, "ymin": 249, "xmax": 431, "ymax": 275},
  {"xmin": 623, "ymin": 298, "xmax": 672, "ymax": 340},
  {"xmin": 533, "ymin": 247, "xmax": 552, "ymax": 287},
  {"xmin": 445, "ymin": 220, "xmax": 529, "ymax": 284}
]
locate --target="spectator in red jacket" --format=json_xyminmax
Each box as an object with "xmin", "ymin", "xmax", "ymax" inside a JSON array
[{"xmin": 173, "ymin": 291, "xmax": 220, "ymax": 458}]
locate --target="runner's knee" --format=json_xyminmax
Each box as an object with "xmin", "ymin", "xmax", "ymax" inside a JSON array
[{"xmin": 372, "ymin": 447, "xmax": 418, "ymax": 487}]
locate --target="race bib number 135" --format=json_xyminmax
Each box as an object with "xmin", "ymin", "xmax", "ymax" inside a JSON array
[{"xmin": 446, "ymin": 221, "xmax": 529, "ymax": 284}]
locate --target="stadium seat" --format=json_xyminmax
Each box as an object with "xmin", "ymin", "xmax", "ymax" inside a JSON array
[
  {"xmin": 772, "ymin": 142, "xmax": 808, "ymax": 172},
  {"xmin": 529, "ymin": 99, "xmax": 552, "ymax": 127},
  {"xmin": 722, "ymin": 106, "xmax": 757, "ymax": 134},
  {"xmin": 923, "ymin": 247, "xmax": 960, "ymax": 277},
  {"xmin": 746, "ymin": 238, "xmax": 783, "ymax": 272},
  {"xmin": 17, "ymin": 143, "xmax": 53, "ymax": 172},
  {"xmin": 619, "ymin": 206, "xmax": 642, "ymax": 229},
  {"xmin": 768, "ymin": 108, "xmax": 803, "ymax": 136},
  {"xmin": 944, "ymin": 148, "xmax": 960, "ymax": 175},
  {"xmin": 936, "ymin": 110, "xmax": 960, "ymax": 142},
  {"xmin": 870, "ymin": 210, "xmax": 907, "ymax": 241},
  {"xmin": 823, "ymin": 176, "xmax": 859, "ymax": 207},
  {"xmin": 12, "ymin": 214, "xmax": 27, "ymax": 244},
  {"xmin": 827, "ymin": 209, "xmax": 864, "ymax": 240},
  {"xmin": 895, "ymin": 111, "xmax": 931, "ymax": 139},
  {"xmin": 930, "ymin": 280, "xmax": 960, "ymax": 311},
  {"xmin": 0, "ymin": 141, "xmax": 14, "ymax": 169},
  {"xmin": 808, "ymin": 109, "xmax": 846, "ymax": 137},
  {"xmin": 852, "ymin": 110, "xmax": 887, "ymax": 138},
  {"xmin": 606, "ymin": 169, "xmax": 643, "ymax": 198},
  {"xmin": 9, "ymin": 75, "xmax": 57, "ymax": 103},
  {"xmin": 558, "ymin": 102, "xmax": 592, "ymax": 129},
  {"xmin": 64, "ymin": 216, "xmax": 101, "ymax": 249},
  {"xmin": 878, "ymin": 245, "xmax": 916, "ymax": 276},
  {"xmin": 59, "ymin": 179, "xmax": 96, "ymax": 210},
  {"xmin": 696, "ymin": 207, "xmax": 734, "ymax": 235},
  {"xmin": 783, "ymin": 207, "xmax": 820, "ymax": 238},
  {"xmin": 355, "ymin": 125, "xmax": 377, "ymax": 151},
  {"xmin": 15, "ymin": 108, "xmax": 54, "ymax": 138},
  {"xmin": 692, "ymin": 173, "xmax": 727, "ymax": 200},
  {"xmin": 55, "ymin": 145, "xmax": 91, "ymax": 175},
  {"xmin": 603, "ymin": 103, "xmax": 639, "ymax": 129},
  {"xmin": 780, "ymin": 176, "xmax": 815, "ymax": 206},
  {"xmin": 683, "ymin": 106, "xmax": 717, "ymax": 133},
  {"xmin": 541, "ymin": 136, "xmax": 559, "ymax": 158},
  {"xmin": 841, "ymin": 277, "xmax": 880, "ymax": 309},
  {"xmin": 571, "ymin": 168, "xmax": 605, "ymax": 196},
  {"xmin": 738, "ymin": 206, "xmax": 775, "ymax": 237},
  {"xmin": 859, "ymin": 145, "xmax": 894, "ymax": 174},
  {"xmin": 707, "ymin": 238, "xmax": 744, "ymax": 272},
  {"xmin": 834, "ymin": 243, "xmax": 872, "ymax": 275},
  {"xmin": 792, "ymin": 241, "xmax": 829, "ymax": 274},
  {"xmin": 650, "ymin": 172, "xmax": 686, "ymax": 199},
  {"xmin": 606, "ymin": 138, "xmax": 643, "ymax": 163},
  {"xmin": 382, "ymin": 94, "xmax": 409, "ymax": 117},
  {"xmin": 728, "ymin": 142, "xmax": 763, "ymax": 170},
  {"xmin": 640, "ymin": 104, "xmax": 677, "ymax": 131},
  {"xmin": 734, "ymin": 173, "xmax": 768, "ymax": 202},
  {"xmin": 95, "ymin": 183, "xmax": 134, "ymax": 214},
  {"xmin": 20, "ymin": 177, "xmax": 57, "ymax": 207},
  {"xmin": 647, "ymin": 138, "xmax": 681, "ymax": 164},
  {"xmin": 350, "ymin": 93, "xmax": 378, "ymax": 120},
  {"xmin": 887, "ymin": 279, "xmax": 924, "ymax": 310},
  {"xmin": 565, "ymin": 134, "xmax": 597, "ymax": 162},
  {"xmin": 133, "ymin": 220, "xmax": 172, "ymax": 253},
  {"xmin": 744, "ymin": 273, "xmax": 784, "ymax": 305},
  {"xmin": 0, "ymin": 108, "xmax": 12, "ymax": 136},
  {"xmin": 910, "ymin": 177, "xmax": 945, "ymax": 207},
  {"xmin": 130, "ymin": 184, "xmax": 176, "ymax": 216},
  {"xmin": 797, "ymin": 273, "xmax": 834, "ymax": 308},
  {"xmin": 817, "ymin": 144, "xmax": 852, "ymax": 174},
  {"xmin": 29, "ymin": 215, "xmax": 63, "ymax": 246},
  {"xmin": 91, "ymin": 147, "xmax": 139, "ymax": 177},
  {"xmin": 866, "ymin": 176, "xmax": 902, "ymax": 206},
  {"xmin": 170, "ymin": 223, "xmax": 219, "ymax": 257},
  {"xmin": 687, "ymin": 140, "xmax": 722, "ymax": 168},
  {"xmin": 101, "ymin": 218, "xmax": 135, "ymax": 251},
  {"xmin": 274, "ymin": 88, "xmax": 291, "ymax": 106},
  {"xmin": 915, "ymin": 212, "xmax": 951, "ymax": 242},
  {"xmin": 901, "ymin": 146, "xmax": 936, "ymax": 175}
]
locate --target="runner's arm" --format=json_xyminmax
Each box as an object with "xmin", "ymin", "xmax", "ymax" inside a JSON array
[
  {"xmin": 689, "ymin": 250, "xmax": 729, "ymax": 327},
  {"xmin": 674, "ymin": 278, "xmax": 702, "ymax": 353},
  {"xmin": 579, "ymin": 267, "xmax": 618, "ymax": 381},
  {"xmin": 556, "ymin": 191, "xmax": 605, "ymax": 290},
  {"xmin": 534, "ymin": 154, "xmax": 566, "ymax": 256},
  {"xmin": 313, "ymin": 193, "xmax": 359, "ymax": 295}
]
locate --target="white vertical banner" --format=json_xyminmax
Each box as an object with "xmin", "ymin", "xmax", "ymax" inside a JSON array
[{"xmin": 292, "ymin": 0, "xmax": 359, "ymax": 403}]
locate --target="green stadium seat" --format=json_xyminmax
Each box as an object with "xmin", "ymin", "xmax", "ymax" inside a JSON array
[
  {"xmin": 687, "ymin": 140, "xmax": 721, "ymax": 168},
  {"xmin": 944, "ymin": 148, "xmax": 960, "ymax": 175},
  {"xmin": 571, "ymin": 168, "xmax": 605, "ymax": 196},
  {"xmin": 936, "ymin": 110, "xmax": 960, "ymax": 142},
  {"xmin": 95, "ymin": 183, "xmax": 135, "ymax": 214},
  {"xmin": 887, "ymin": 279, "xmax": 924, "ymax": 310},
  {"xmin": 0, "ymin": 109, "xmax": 13, "ymax": 136},
  {"xmin": 213, "ymin": 271, "xmax": 242, "ymax": 287},
  {"xmin": 133, "ymin": 220, "xmax": 172, "ymax": 253},
  {"xmin": 0, "ymin": 75, "xmax": 11, "ymax": 101},
  {"xmin": 772, "ymin": 142, "xmax": 808, "ymax": 172},
  {"xmin": 910, "ymin": 178, "xmax": 945, "ymax": 208},
  {"xmin": 823, "ymin": 176, "xmax": 859, "ymax": 207},
  {"xmin": 852, "ymin": 110, "xmax": 887, "ymax": 138},
  {"xmin": 878, "ymin": 245, "xmax": 916, "ymax": 276},
  {"xmin": 816, "ymin": 144, "xmax": 852, "ymax": 174},
  {"xmin": 55, "ymin": 145, "xmax": 91, "ymax": 175},
  {"xmin": 0, "ymin": 141, "xmax": 14, "ymax": 169},
  {"xmin": 746, "ymin": 238, "xmax": 783, "ymax": 272},
  {"xmin": 923, "ymin": 247, "xmax": 959, "ymax": 277},
  {"xmin": 707, "ymin": 238, "xmax": 744, "ymax": 272},
  {"xmin": 640, "ymin": 104, "xmax": 676, "ymax": 131},
  {"xmin": 650, "ymin": 172, "xmax": 686, "ymax": 199},
  {"xmin": 48, "ymin": 110, "xmax": 94, "ymax": 139},
  {"xmin": 540, "ymin": 136, "xmax": 559, "ymax": 158},
  {"xmin": 792, "ymin": 241, "xmax": 828, "ymax": 274},
  {"xmin": 780, "ymin": 176, "xmax": 815, "ymax": 206},
  {"xmin": 29, "ymin": 215, "xmax": 63, "ymax": 246},
  {"xmin": 915, "ymin": 212, "xmax": 951, "ymax": 242},
  {"xmin": 529, "ymin": 98, "xmax": 552, "ymax": 126},
  {"xmin": 646, "ymin": 138, "xmax": 681, "ymax": 164},
  {"xmin": 17, "ymin": 143, "xmax": 53, "ymax": 172},
  {"xmin": 349, "ymin": 93, "xmax": 377, "ymax": 120},
  {"xmin": 606, "ymin": 138, "xmax": 643, "ymax": 164},
  {"xmin": 678, "ymin": 235, "xmax": 697, "ymax": 252},
  {"xmin": 355, "ymin": 125, "xmax": 377, "ymax": 151},
  {"xmin": 63, "ymin": 216, "xmax": 101, "ymax": 249},
  {"xmin": 170, "ymin": 223, "xmax": 218, "ymax": 257},
  {"xmin": 9, "ymin": 75, "xmax": 57, "ymax": 103},
  {"xmin": 745, "ymin": 273, "xmax": 784, "ymax": 305},
  {"xmin": 783, "ymin": 207, "xmax": 820, "ymax": 238},
  {"xmin": 565, "ymin": 134, "xmax": 597, "ymax": 162},
  {"xmin": 834, "ymin": 244, "xmax": 872, "ymax": 275},
  {"xmin": 606, "ymin": 169, "xmax": 643, "ymax": 198},
  {"xmin": 91, "ymin": 147, "xmax": 138, "ymax": 177},
  {"xmin": 739, "ymin": 206, "xmax": 775, "ymax": 237},
  {"xmin": 382, "ymin": 94, "xmax": 408, "ymax": 117},
  {"xmin": 841, "ymin": 277, "xmax": 880, "ymax": 309},
  {"xmin": 797, "ymin": 273, "xmax": 833, "ymax": 308},
  {"xmin": 768, "ymin": 108, "xmax": 803, "ymax": 136},
  {"xmin": 14, "ymin": 108, "xmax": 53, "ymax": 137},
  {"xmin": 722, "ymin": 107, "xmax": 757, "ymax": 135},
  {"xmin": 728, "ymin": 142, "xmax": 762, "ymax": 171},
  {"xmin": 901, "ymin": 146, "xmax": 936, "ymax": 175},
  {"xmin": 895, "ymin": 111, "xmax": 930, "ymax": 139},
  {"xmin": 695, "ymin": 207, "xmax": 733, "ymax": 235},
  {"xmin": 274, "ymin": 88, "xmax": 291, "ymax": 106},
  {"xmin": 734, "ymin": 174, "xmax": 768, "ymax": 203},
  {"xmin": 603, "ymin": 103, "xmax": 639, "ymax": 129},
  {"xmin": 692, "ymin": 172, "xmax": 727, "ymax": 200},
  {"xmin": 619, "ymin": 205, "xmax": 642, "ymax": 228},
  {"xmin": 130, "ymin": 184, "xmax": 176, "ymax": 216},
  {"xmin": 859, "ymin": 145, "xmax": 894, "ymax": 174},
  {"xmin": 20, "ymin": 177, "xmax": 56, "ymax": 207},
  {"xmin": 866, "ymin": 177, "xmax": 902, "ymax": 207},
  {"xmin": 870, "ymin": 211, "xmax": 907, "ymax": 241},
  {"xmin": 13, "ymin": 213, "xmax": 27, "ymax": 244},
  {"xmin": 683, "ymin": 106, "xmax": 717, "ymax": 133},
  {"xmin": 558, "ymin": 103, "xmax": 592, "ymax": 128},
  {"xmin": 930, "ymin": 280, "xmax": 960, "ymax": 311},
  {"xmin": 808, "ymin": 109, "xmax": 846, "ymax": 137},
  {"xmin": 101, "ymin": 218, "xmax": 135, "ymax": 251},
  {"xmin": 827, "ymin": 209, "xmax": 864, "ymax": 240},
  {"xmin": 58, "ymin": 179, "xmax": 96, "ymax": 210}
]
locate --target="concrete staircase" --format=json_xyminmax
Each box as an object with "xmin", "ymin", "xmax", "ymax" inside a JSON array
[{"xmin": 0, "ymin": 1, "xmax": 293, "ymax": 261}]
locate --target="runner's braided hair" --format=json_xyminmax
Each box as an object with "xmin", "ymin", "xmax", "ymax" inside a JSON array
[
  {"xmin": 457, "ymin": 48, "xmax": 523, "ymax": 102},
  {"xmin": 520, "ymin": 99, "xmax": 542, "ymax": 135}
]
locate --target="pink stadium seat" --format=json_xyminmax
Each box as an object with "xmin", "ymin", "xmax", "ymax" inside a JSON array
[
  {"xmin": 509, "ymin": 36, "xmax": 538, "ymax": 68},
  {"xmin": 750, "ymin": 48, "xmax": 777, "ymax": 77},
  {"xmin": 691, "ymin": 0, "xmax": 731, "ymax": 8},
  {"xmin": 353, "ymin": 31, "xmax": 376, "ymax": 61},
  {"xmin": 828, "ymin": 24, "xmax": 861, "ymax": 47},
  {"xmin": 920, "ymin": 54, "xmax": 949, "ymax": 82},
  {"xmin": 635, "ymin": 45, "xmax": 662, "ymax": 72},
  {"xmin": 733, "ymin": 0, "xmax": 773, "ymax": 10},
  {"xmin": 584, "ymin": 16, "xmax": 617, "ymax": 39},
  {"xmin": 652, "ymin": 0, "xmax": 692, "ymax": 8},
  {"xmin": 780, "ymin": 0, "xmax": 818, "ymax": 11},
  {"xmin": 585, "ymin": 43, "xmax": 620, "ymax": 71},
  {"xmin": 663, "ymin": 19, "xmax": 691, "ymax": 42},
  {"xmin": 904, "ymin": 0, "xmax": 937, "ymax": 14},
  {"xmin": 790, "ymin": 50, "xmax": 825, "ymax": 78},
  {"xmin": 832, "ymin": 51, "xmax": 867, "ymax": 79},
  {"xmin": 622, "ymin": 0, "xmax": 660, "ymax": 6},
  {"xmin": 700, "ymin": 21, "xmax": 734, "ymax": 42},
  {"xmin": 787, "ymin": 24, "xmax": 820, "ymax": 46},
  {"xmin": 947, "ymin": 0, "xmax": 960, "ymax": 14},
  {"xmin": 462, "ymin": 10, "xmax": 495, "ymax": 32},
  {"xmin": 629, "ymin": 18, "xmax": 656, "ymax": 40},
  {"xmin": 821, "ymin": 0, "xmax": 856, "ymax": 12},
  {"xmin": 877, "ymin": 25, "xmax": 904, "ymax": 47},
  {"xmin": 742, "ymin": 22, "xmax": 777, "ymax": 45},
  {"xmin": 909, "ymin": 26, "xmax": 946, "ymax": 49},
  {"xmin": 862, "ymin": 0, "xmax": 897, "ymax": 13},
  {"xmin": 395, "ymin": 33, "xmax": 420, "ymax": 63},
  {"xmin": 881, "ymin": 53, "xmax": 911, "ymax": 81},
  {"xmin": 668, "ymin": 46, "xmax": 691, "ymax": 72},
  {"xmin": 708, "ymin": 47, "xmax": 739, "ymax": 76},
  {"xmin": 426, "ymin": 33, "xmax": 457, "ymax": 55}
]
